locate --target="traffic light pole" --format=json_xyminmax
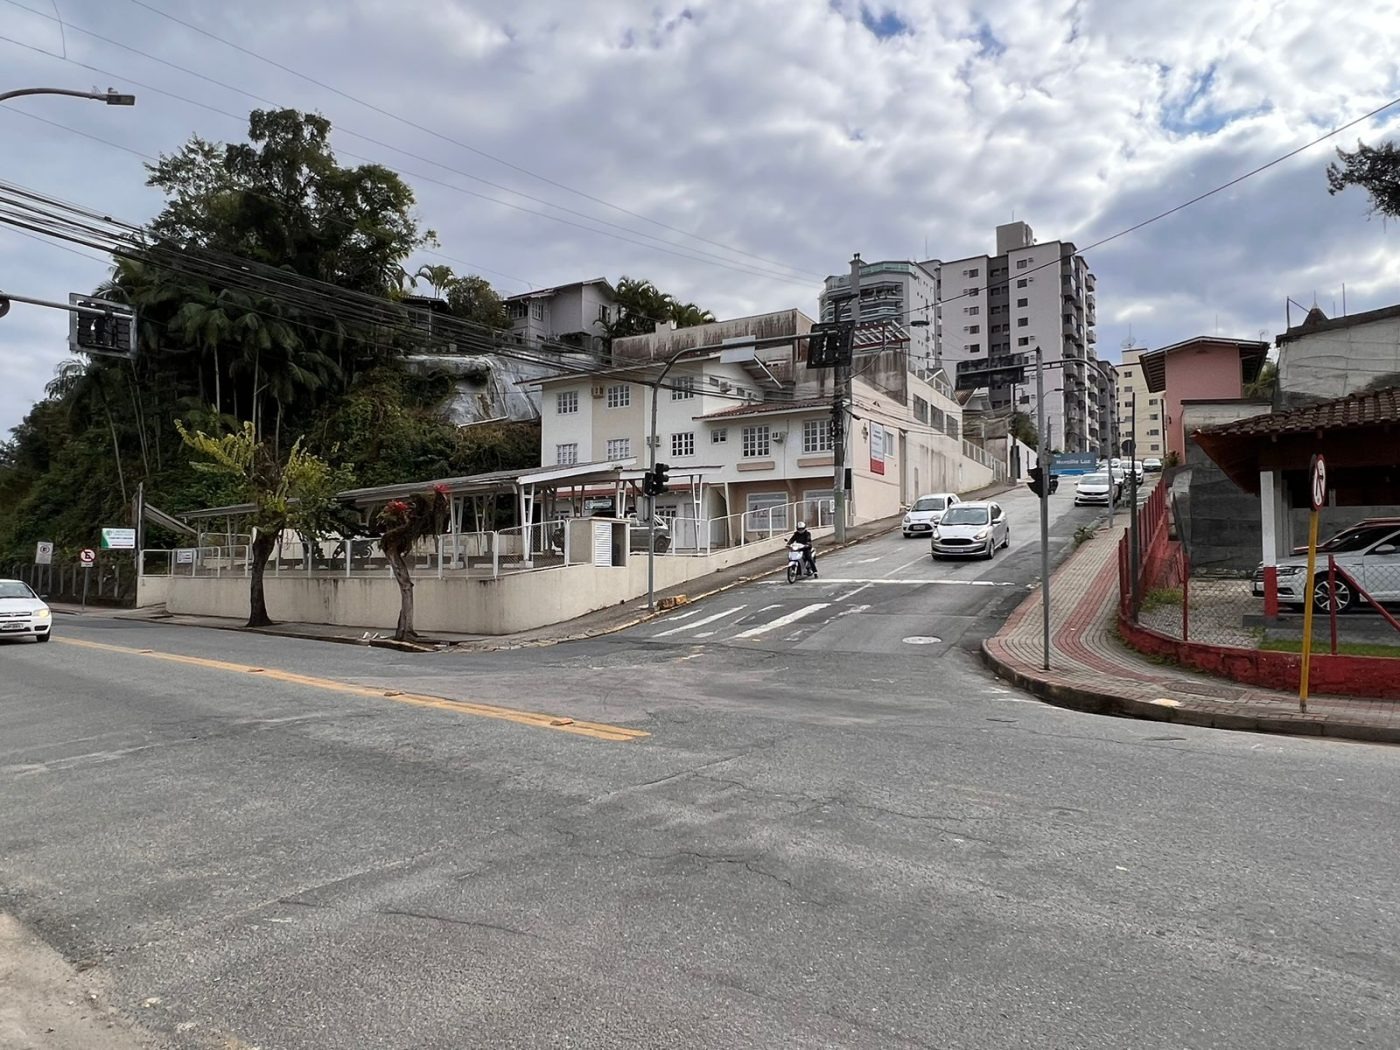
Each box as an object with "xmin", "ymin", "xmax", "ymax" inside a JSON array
[
  {"xmin": 1036, "ymin": 345, "xmax": 1051, "ymax": 671},
  {"xmin": 645, "ymin": 346, "xmax": 692, "ymax": 611},
  {"xmin": 833, "ymin": 253, "xmax": 861, "ymax": 544}
]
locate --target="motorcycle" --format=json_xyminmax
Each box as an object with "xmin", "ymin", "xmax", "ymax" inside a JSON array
[{"xmin": 786, "ymin": 542, "xmax": 816, "ymax": 583}]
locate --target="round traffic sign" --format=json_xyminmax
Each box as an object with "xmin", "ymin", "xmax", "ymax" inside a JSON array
[
  {"xmin": 36, "ymin": 542, "xmax": 52, "ymax": 556},
  {"xmin": 1310, "ymin": 454, "xmax": 1327, "ymax": 511},
  {"xmin": 79, "ymin": 548, "xmax": 96, "ymax": 565}
]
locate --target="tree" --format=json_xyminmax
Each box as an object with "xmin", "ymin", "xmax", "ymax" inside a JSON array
[
  {"xmin": 1009, "ymin": 410, "xmax": 1038, "ymax": 449},
  {"xmin": 1327, "ymin": 141, "xmax": 1400, "ymax": 217},
  {"xmin": 376, "ymin": 486, "xmax": 449, "ymax": 641},
  {"xmin": 1243, "ymin": 358, "xmax": 1278, "ymax": 402},
  {"xmin": 601, "ymin": 276, "xmax": 715, "ymax": 342},
  {"xmin": 177, "ymin": 421, "xmax": 351, "ymax": 627},
  {"xmin": 444, "ymin": 274, "xmax": 510, "ymax": 329}
]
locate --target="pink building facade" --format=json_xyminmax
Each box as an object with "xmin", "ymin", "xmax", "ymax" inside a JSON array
[{"xmin": 1140, "ymin": 337, "xmax": 1269, "ymax": 462}]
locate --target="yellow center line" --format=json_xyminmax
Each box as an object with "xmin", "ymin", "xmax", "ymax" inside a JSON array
[{"xmin": 56, "ymin": 637, "xmax": 648, "ymax": 743}]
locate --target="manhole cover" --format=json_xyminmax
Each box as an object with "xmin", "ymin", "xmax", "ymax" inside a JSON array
[{"xmin": 902, "ymin": 636, "xmax": 942, "ymax": 645}]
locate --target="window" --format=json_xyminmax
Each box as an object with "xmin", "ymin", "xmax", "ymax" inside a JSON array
[
  {"xmin": 962, "ymin": 267, "xmax": 980, "ymax": 278},
  {"xmin": 1017, "ymin": 278, "xmax": 1028, "ymax": 288},
  {"xmin": 964, "ymin": 343, "xmax": 980, "ymax": 352},
  {"xmin": 507, "ymin": 300, "xmax": 528, "ymax": 320},
  {"xmin": 1017, "ymin": 318, "xmax": 1029, "ymax": 327},
  {"xmin": 964, "ymin": 287, "xmax": 979, "ymax": 296},
  {"xmin": 912, "ymin": 396, "xmax": 930, "ymax": 424},
  {"xmin": 964, "ymin": 306, "xmax": 980, "ymax": 316},
  {"xmin": 1016, "ymin": 258, "xmax": 1031, "ymax": 269},
  {"xmin": 531, "ymin": 300, "xmax": 546, "ymax": 321},
  {"xmin": 1016, "ymin": 297, "xmax": 1028, "ymax": 308},
  {"xmin": 746, "ymin": 493, "xmax": 788, "ymax": 531},
  {"xmin": 606, "ymin": 384, "xmax": 631, "ymax": 408},
  {"xmin": 606, "ymin": 438, "xmax": 631, "ymax": 459},
  {"xmin": 671, "ymin": 431, "xmax": 695, "ymax": 457},
  {"xmin": 555, "ymin": 443, "xmax": 578, "ymax": 466},
  {"xmin": 597, "ymin": 304, "xmax": 611, "ymax": 323},
  {"xmin": 964, "ymin": 325, "xmax": 980, "ymax": 334},
  {"xmin": 802, "ymin": 418, "xmax": 832, "ymax": 453},
  {"xmin": 1149, "ymin": 413, "xmax": 1159, "ymax": 420},
  {"xmin": 1147, "ymin": 429, "xmax": 1160, "ymax": 436},
  {"xmin": 556, "ymin": 390, "xmax": 579, "ymax": 414},
  {"xmin": 671, "ymin": 376, "xmax": 695, "ymax": 400},
  {"xmin": 742, "ymin": 425, "xmax": 771, "ymax": 458},
  {"xmin": 712, "ymin": 428, "xmax": 727, "ymax": 444}
]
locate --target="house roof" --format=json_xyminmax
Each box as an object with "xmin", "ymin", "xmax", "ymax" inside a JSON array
[
  {"xmin": 1192, "ymin": 386, "xmax": 1400, "ymax": 494},
  {"xmin": 1277, "ymin": 302, "xmax": 1400, "ymax": 346},
  {"xmin": 1138, "ymin": 336, "xmax": 1270, "ymax": 393},
  {"xmin": 504, "ymin": 278, "xmax": 615, "ymax": 302},
  {"xmin": 698, "ymin": 397, "xmax": 830, "ymax": 421}
]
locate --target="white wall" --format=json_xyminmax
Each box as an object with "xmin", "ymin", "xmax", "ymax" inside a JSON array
[{"xmin": 1278, "ymin": 315, "xmax": 1400, "ymax": 405}]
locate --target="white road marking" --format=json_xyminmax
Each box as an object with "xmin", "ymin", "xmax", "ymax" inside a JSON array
[
  {"xmin": 834, "ymin": 604, "xmax": 872, "ymax": 618},
  {"xmin": 836, "ymin": 583, "xmax": 874, "ymax": 601},
  {"xmin": 804, "ymin": 578, "xmax": 1014, "ymax": 587},
  {"xmin": 652, "ymin": 605, "xmax": 748, "ymax": 637},
  {"xmin": 733, "ymin": 603, "xmax": 832, "ymax": 639},
  {"xmin": 883, "ymin": 551, "xmax": 939, "ymax": 578},
  {"xmin": 657, "ymin": 607, "xmax": 702, "ymax": 622}
]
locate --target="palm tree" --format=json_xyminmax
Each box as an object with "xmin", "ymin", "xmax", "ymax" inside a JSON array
[{"xmin": 413, "ymin": 264, "xmax": 456, "ymax": 298}]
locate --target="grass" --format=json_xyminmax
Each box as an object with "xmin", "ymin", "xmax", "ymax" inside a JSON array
[
  {"xmin": 1259, "ymin": 638, "xmax": 1400, "ymax": 659},
  {"xmin": 1140, "ymin": 586, "xmax": 1183, "ymax": 612}
]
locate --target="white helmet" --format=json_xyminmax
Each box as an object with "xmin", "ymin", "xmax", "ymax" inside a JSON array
[{"xmin": 797, "ymin": 521, "xmax": 807, "ymax": 529}]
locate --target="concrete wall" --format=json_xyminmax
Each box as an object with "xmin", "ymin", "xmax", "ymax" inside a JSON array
[
  {"xmin": 1277, "ymin": 314, "xmax": 1400, "ymax": 409},
  {"xmin": 1179, "ymin": 401, "xmax": 1273, "ymax": 571},
  {"xmin": 160, "ymin": 528, "xmax": 830, "ymax": 635}
]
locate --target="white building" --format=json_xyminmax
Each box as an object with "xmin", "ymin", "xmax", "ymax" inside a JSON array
[
  {"xmin": 504, "ymin": 278, "xmax": 618, "ymax": 356},
  {"xmin": 1115, "ymin": 349, "xmax": 1168, "ymax": 460}
]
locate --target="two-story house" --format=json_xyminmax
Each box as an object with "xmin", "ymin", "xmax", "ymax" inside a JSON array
[{"xmin": 504, "ymin": 278, "xmax": 618, "ymax": 356}]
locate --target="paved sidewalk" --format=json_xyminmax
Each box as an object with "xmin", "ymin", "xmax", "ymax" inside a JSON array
[{"xmin": 983, "ymin": 522, "xmax": 1400, "ymax": 745}]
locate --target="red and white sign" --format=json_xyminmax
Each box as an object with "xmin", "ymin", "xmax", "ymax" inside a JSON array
[
  {"xmin": 869, "ymin": 422, "xmax": 886, "ymax": 476},
  {"xmin": 79, "ymin": 548, "xmax": 96, "ymax": 566},
  {"xmin": 1310, "ymin": 454, "xmax": 1327, "ymax": 511}
]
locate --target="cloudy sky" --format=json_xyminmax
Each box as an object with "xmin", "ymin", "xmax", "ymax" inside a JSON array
[{"xmin": 3, "ymin": 0, "xmax": 1400, "ymax": 432}]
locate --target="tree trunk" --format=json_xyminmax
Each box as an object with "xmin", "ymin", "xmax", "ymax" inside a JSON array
[
  {"xmin": 247, "ymin": 530, "xmax": 278, "ymax": 628},
  {"xmin": 214, "ymin": 346, "xmax": 223, "ymax": 417},
  {"xmin": 385, "ymin": 549, "xmax": 415, "ymax": 641}
]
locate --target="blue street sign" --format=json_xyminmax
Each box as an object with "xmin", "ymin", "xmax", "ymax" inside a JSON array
[{"xmin": 1051, "ymin": 452, "xmax": 1099, "ymax": 474}]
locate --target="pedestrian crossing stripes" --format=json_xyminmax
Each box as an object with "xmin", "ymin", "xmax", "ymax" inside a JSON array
[
  {"xmin": 652, "ymin": 604, "xmax": 748, "ymax": 637},
  {"xmin": 733, "ymin": 603, "xmax": 831, "ymax": 639}
]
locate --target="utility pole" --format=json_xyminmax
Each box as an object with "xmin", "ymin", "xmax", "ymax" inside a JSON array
[
  {"xmin": 644, "ymin": 346, "xmax": 690, "ymax": 610},
  {"xmin": 1129, "ymin": 389, "xmax": 1140, "ymax": 609},
  {"xmin": 833, "ymin": 253, "xmax": 860, "ymax": 543},
  {"xmin": 1035, "ymin": 345, "xmax": 1051, "ymax": 671}
]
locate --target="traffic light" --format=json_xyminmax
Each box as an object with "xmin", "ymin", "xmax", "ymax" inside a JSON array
[
  {"xmin": 1028, "ymin": 465, "xmax": 1045, "ymax": 497},
  {"xmin": 69, "ymin": 297, "xmax": 137, "ymax": 359},
  {"xmin": 652, "ymin": 462, "xmax": 671, "ymax": 496}
]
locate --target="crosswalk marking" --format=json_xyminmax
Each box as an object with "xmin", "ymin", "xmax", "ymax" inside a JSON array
[
  {"xmin": 652, "ymin": 604, "xmax": 748, "ymax": 637},
  {"xmin": 733, "ymin": 603, "xmax": 831, "ymax": 639},
  {"xmin": 767, "ymin": 577, "xmax": 1014, "ymax": 587}
]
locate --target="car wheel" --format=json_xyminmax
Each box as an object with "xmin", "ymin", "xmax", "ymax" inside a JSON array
[
  {"xmin": 983, "ymin": 538, "xmax": 995, "ymax": 560},
  {"xmin": 1312, "ymin": 574, "xmax": 1353, "ymax": 613},
  {"xmin": 35, "ymin": 633, "xmax": 51, "ymax": 643},
  {"xmin": 1002, "ymin": 529, "xmax": 1011, "ymax": 549}
]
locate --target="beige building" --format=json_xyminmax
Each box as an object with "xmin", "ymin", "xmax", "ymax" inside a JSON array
[{"xmin": 1115, "ymin": 349, "xmax": 1167, "ymax": 460}]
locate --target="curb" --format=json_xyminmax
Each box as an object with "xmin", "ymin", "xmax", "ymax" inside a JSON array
[{"xmin": 978, "ymin": 639, "xmax": 1400, "ymax": 746}]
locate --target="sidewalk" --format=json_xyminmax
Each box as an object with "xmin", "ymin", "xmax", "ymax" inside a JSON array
[
  {"xmin": 57, "ymin": 508, "xmax": 934, "ymax": 653},
  {"xmin": 982, "ymin": 521, "xmax": 1400, "ymax": 745}
]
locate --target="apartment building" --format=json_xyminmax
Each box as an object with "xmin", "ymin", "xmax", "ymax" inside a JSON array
[
  {"xmin": 1115, "ymin": 349, "xmax": 1168, "ymax": 460},
  {"xmin": 817, "ymin": 260, "xmax": 941, "ymax": 373}
]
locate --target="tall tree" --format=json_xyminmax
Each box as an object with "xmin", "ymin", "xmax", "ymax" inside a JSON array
[
  {"xmin": 376, "ymin": 486, "xmax": 449, "ymax": 641},
  {"xmin": 1327, "ymin": 141, "xmax": 1400, "ymax": 217},
  {"xmin": 177, "ymin": 421, "xmax": 351, "ymax": 627},
  {"xmin": 601, "ymin": 277, "xmax": 715, "ymax": 342}
]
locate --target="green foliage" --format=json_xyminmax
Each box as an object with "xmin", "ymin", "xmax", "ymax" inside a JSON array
[
  {"xmin": 1243, "ymin": 358, "xmax": 1278, "ymax": 401},
  {"xmin": 1141, "ymin": 585, "xmax": 1184, "ymax": 612},
  {"xmin": 1326, "ymin": 140, "xmax": 1400, "ymax": 217},
  {"xmin": 1010, "ymin": 410, "xmax": 1038, "ymax": 449},
  {"xmin": 602, "ymin": 276, "xmax": 715, "ymax": 342}
]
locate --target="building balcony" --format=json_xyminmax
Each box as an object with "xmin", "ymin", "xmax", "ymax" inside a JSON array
[{"xmin": 1087, "ymin": 329, "xmax": 1097, "ymax": 343}]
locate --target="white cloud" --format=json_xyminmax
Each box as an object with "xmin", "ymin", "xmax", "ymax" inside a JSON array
[{"xmin": 2, "ymin": 0, "xmax": 1400, "ymax": 434}]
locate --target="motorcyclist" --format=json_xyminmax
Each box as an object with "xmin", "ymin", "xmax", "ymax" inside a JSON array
[{"xmin": 786, "ymin": 521, "xmax": 816, "ymax": 576}]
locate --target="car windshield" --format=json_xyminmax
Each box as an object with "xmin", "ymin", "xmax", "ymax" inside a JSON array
[
  {"xmin": 0, "ymin": 582, "xmax": 35, "ymax": 599},
  {"xmin": 942, "ymin": 506, "xmax": 990, "ymax": 525},
  {"xmin": 1327, "ymin": 527, "xmax": 1400, "ymax": 554},
  {"xmin": 1080, "ymin": 473, "xmax": 1109, "ymax": 485},
  {"xmin": 912, "ymin": 497, "xmax": 947, "ymax": 512}
]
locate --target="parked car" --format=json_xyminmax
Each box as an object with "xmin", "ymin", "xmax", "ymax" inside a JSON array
[
  {"xmin": 627, "ymin": 513, "xmax": 672, "ymax": 553},
  {"xmin": 902, "ymin": 492, "xmax": 960, "ymax": 538},
  {"xmin": 0, "ymin": 579, "xmax": 52, "ymax": 642},
  {"xmin": 1289, "ymin": 517, "xmax": 1400, "ymax": 556},
  {"xmin": 1142, "ymin": 457, "xmax": 1163, "ymax": 473},
  {"xmin": 1074, "ymin": 472, "xmax": 1114, "ymax": 506},
  {"xmin": 1132, "ymin": 460, "xmax": 1145, "ymax": 484},
  {"xmin": 1252, "ymin": 523, "xmax": 1400, "ymax": 611},
  {"xmin": 930, "ymin": 500, "xmax": 1009, "ymax": 560}
]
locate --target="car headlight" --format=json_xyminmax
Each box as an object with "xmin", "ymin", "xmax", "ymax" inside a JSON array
[
  {"xmin": 931, "ymin": 529, "xmax": 940, "ymax": 540},
  {"xmin": 903, "ymin": 515, "xmax": 911, "ymax": 524},
  {"xmin": 1275, "ymin": 565, "xmax": 1305, "ymax": 576},
  {"xmin": 33, "ymin": 608, "xmax": 51, "ymax": 619},
  {"xmin": 974, "ymin": 529, "xmax": 990, "ymax": 540}
]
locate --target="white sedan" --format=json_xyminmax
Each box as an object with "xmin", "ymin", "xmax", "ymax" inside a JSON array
[
  {"xmin": 930, "ymin": 501, "xmax": 1010, "ymax": 559},
  {"xmin": 0, "ymin": 579, "xmax": 52, "ymax": 642}
]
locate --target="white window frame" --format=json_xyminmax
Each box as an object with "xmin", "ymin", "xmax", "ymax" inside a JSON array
[
  {"xmin": 671, "ymin": 431, "xmax": 695, "ymax": 457},
  {"xmin": 711, "ymin": 427, "xmax": 728, "ymax": 444},
  {"xmin": 606, "ymin": 438, "xmax": 631, "ymax": 459},
  {"xmin": 555, "ymin": 443, "xmax": 578, "ymax": 466},
  {"xmin": 741, "ymin": 425, "xmax": 771, "ymax": 458},
  {"xmin": 670, "ymin": 376, "xmax": 696, "ymax": 401},
  {"xmin": 606, "ymin": 384, "xmax": 631, "ymax": 409},
  {"xmin": 530, "ymin": 300, "xmax": 546, "ymax": 320},
  {"xmin": 1017, "ymin": 258, "xmax": 1031, "ymax": 269},
  {"xmin": 555, "ymin": 390, "xmax": 579, "ymax": 415},
  {"xmin": 802, "ymin": 418, "xmax": 832, "ymax": 454}
]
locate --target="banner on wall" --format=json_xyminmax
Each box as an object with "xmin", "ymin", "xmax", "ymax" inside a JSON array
[{"xmin": 870, "ymin": 422, "xmax": 886, "ymax": 476}]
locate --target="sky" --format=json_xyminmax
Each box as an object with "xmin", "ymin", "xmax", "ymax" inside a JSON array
[{"xmin": 3, "ymin": 0, "xmax": 1400, "ymax": 433}]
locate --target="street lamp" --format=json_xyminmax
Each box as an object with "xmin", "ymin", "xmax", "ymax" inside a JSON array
[{"xmin": 0, "ymin": 86, "xmax": 136, "ymax": 106}]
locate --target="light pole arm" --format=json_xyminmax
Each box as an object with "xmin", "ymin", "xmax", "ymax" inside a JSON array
[{"xmin": 0, "ymin": 87, "xmax": 135, "ymax": 105}]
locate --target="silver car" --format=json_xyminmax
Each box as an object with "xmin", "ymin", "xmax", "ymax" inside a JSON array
[
  {"xmin": 1074, "ymin": 472, "xmax": 1113, "ymax": 506},
  {"xmin": 902, "ymin": 492, "xmax": 959, "ymax": 538},
  {"xmin": 1253, "ymin": 523, "xmax": 1400, "ymax": 612},
  {"xmin": 931, "ymin": 501, "xmax": 1009, "ymax": 560}
]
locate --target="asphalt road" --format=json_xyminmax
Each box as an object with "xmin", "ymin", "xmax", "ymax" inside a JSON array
[{"xmin": 2, "ymin": 485, "xmax": 1397, "ymax": 1050}]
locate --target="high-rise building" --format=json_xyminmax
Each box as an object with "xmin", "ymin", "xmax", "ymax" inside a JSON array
[
  {"xmin": 1115, "ymin": 348, "xmax": 1168, "ymax": 460},
  {"xmin": 817, "ymin": 259, "xmax": 940, "ymax": 371}
]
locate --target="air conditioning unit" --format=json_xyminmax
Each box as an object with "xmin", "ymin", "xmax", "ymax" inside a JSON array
[
  {"xmin": 772, "ymin": 431, "xmax": 787, "ymax": 442},
  {"xmin": 719, "ymin": 382, "xmax": 732, "ymax": 393},
  {"xmin": 591, "ymin": 385, "xmax": 605, "ymax": 398}
]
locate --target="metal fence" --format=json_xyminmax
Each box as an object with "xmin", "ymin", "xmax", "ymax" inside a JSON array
[{"xmin": 6, "ymin": 560, "xmax": 134, "ymax": 604}]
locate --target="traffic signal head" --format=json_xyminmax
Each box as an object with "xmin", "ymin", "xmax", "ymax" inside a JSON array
[
  {"xmin": 1027, "ymin": 465, "xmax": 1045, "ymax": 497},
  {"xmin": 652, "ymin": 462, "xmax": 671, "ymax": 495}
]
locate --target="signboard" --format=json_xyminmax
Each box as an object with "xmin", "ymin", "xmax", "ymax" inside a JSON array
[
  {"xmin": 100, "ymin": 527, "xmax": 136, "ymax": 550},
  {"xmin": 79, "ymin": 548, "xmax": 96, "ymax": 567},
  {"xmin": 34, "ymin": 541, "xmax": 53, "ymax": 566},
  {"xmin": 869, "ymin": 422, "xmax": 886, "ymax": 476},
  {"xmin": 1310, "ymin": 454, "xmax": 1327, "ymax": 511},
  {"xmin": 1052, "ymin": 452, "xmax": 1099, "ymax": 474},
  {"xmin": 175, "ymin": 549, "xmax": 196, "ymax": 565}
]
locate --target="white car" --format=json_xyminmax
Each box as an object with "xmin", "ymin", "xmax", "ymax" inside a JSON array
[
  {"xmin": 1143, "ymin": 457, "xmax": 1163, "ymax": 472},
  {"xmin": 1254, "ymin": 523, "xmax": 1400, "ymax": 612},
  {"xmin": 1132, "ymin": 460, "xmax": 1145, "ymax": 484},
  {"xmin": 902, "ymin": 492, "xmax": 959, "ymax": 538},
  {"xmin": 1075, "ymin": 472, "xmax": 1114, "ymax": 506},
  {"xmin": 0, "ymin": 579, "xmax": 52, "ymax": 642},
  {"xmin": 931, "ymin": 500, "xmax": 1009, "ymax": 559}
]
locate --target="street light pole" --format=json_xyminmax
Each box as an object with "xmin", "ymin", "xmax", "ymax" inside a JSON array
[
  {"xmin": 0, "ymin": 87, "xmax": 136, "ymax": 105},
  {"xmin": 833, "ymin": 253, "xmax": 860, "ymax": 543},
  {"xmin": 645, "ymin": 345, "xmax": 694, "ymax": 611},
  {"xmin": 1035, "ymin": 345, "xmax": 1051, "ymax": 672}
]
